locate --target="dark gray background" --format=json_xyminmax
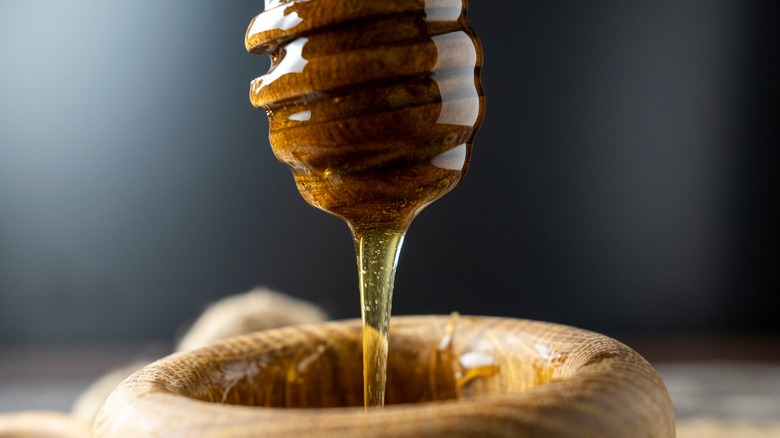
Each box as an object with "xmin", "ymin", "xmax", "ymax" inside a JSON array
[{"xmin": 1, "ymin": 1, "xmax": 776, "ymax": 344}]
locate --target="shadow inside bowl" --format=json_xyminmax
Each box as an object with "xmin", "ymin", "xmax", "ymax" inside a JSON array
[{"xmin": 173, "ymin": 315, "xmax": 567, "ymax": 408}]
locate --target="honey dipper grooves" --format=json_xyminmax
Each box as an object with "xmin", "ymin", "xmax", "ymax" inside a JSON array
[{"xmin": 246, "ymin": 0, "xmax": 484, "ymax": 230}]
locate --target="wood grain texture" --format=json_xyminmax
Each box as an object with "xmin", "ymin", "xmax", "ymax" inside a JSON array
[{"xmin": 94, "ymin": 316, "xmax": 675, "ymax": 437}]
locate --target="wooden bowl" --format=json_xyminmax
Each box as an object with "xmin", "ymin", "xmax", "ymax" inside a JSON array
[{"xmin": 94, "ymin": 316, "xmax": 675, "ymax": 437}]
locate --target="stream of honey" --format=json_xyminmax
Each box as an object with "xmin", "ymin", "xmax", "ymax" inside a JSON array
[{"xmin": 246, "ymin": 0, "xmax": 483, "ymax": 407}]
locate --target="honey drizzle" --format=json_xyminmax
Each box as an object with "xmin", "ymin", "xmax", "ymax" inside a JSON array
[{"xmin": 352, "ymin": 225, "xmax": 406, "ymax": 408}]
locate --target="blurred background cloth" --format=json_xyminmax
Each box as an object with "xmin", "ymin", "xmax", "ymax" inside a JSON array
[{"xmin": 0, "ymin": 0, "xmax": 777, "ymax": 345}]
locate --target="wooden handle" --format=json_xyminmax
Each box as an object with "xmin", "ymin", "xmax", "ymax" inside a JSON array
[{"xmin": 95, "ymin": 316, "xmax": 675, "ymax": 437}]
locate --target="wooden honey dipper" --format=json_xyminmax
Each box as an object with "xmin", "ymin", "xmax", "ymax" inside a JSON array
[
  {"xmin": 245, "ymin": 0, "xmax": 484, "ymax": 230},
  {"xmin": 245, "ymin": 0, "xmax": 484, "ymax": 408}
]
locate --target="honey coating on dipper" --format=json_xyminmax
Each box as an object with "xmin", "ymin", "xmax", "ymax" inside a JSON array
[
  {"xmin": 246, "ymin": 0, "xmax": 484, "ymax": 230},
  {"xmin": 246, "ymin": 0, "xmax": 484, "ymax": 408}
]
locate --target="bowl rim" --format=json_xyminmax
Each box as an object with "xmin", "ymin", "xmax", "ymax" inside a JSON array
[{"xmin": 94, "ymin": 315, "xmax": 675, "ymax": 437}]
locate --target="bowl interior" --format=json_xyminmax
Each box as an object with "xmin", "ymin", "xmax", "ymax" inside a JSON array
[{"xmin": 172, "ymin": 316, "xmax": 573, "ymax": 408}]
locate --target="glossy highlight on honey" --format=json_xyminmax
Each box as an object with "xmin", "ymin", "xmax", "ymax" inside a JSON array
[{"xmin": 246, "ymin": 0, "xmax": 484, "ymax": 407}]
